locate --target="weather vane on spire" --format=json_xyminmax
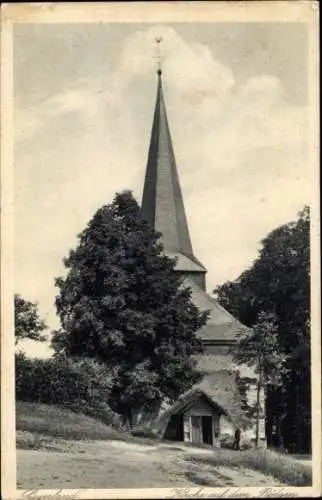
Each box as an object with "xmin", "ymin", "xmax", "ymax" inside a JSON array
[{"xmin": 155, "ymin": 36, "xmax": 162, "ymax": 75}]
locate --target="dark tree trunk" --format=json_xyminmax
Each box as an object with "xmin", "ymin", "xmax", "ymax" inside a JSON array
[
  {"xmin": 126, "ymin": 407, "xmax": 133, "ymax": 429},
  {"xmin": 255, "ymin": 378, "xmax": 261, "ymax": 447},
  {"xmin": 122, "ymin": 406, "xmax": 133, "ymax": 429}
]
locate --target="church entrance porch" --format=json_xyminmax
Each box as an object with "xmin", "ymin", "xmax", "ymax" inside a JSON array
[{"xmin": 161, "ymin": 390, "xmax": 223, "ymax": 447}]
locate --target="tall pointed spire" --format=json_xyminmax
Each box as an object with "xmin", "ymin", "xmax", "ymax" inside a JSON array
[{"xmin": 141, "ymin": 62, "xmax": 207, "ymax": 289}]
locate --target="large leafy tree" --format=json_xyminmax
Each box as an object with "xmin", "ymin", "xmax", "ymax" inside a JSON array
[
  {"xmin": 215, "ymin": 207, "xmax": 310, "ymax": 453},
  {"xmin": 53, "ymin": 191, "xmax": 208, "ymax": 426},
  {"xmin": 15, "ymin": 294, "xmax": 47, "ymax": 344}
]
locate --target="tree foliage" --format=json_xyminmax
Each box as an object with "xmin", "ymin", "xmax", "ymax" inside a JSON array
[
  {"xmin": 233, "ymin": 311, "xmax": 288, "ymax": 388},
  {"xmin": 15, "ymin": 294, "xmax": 47, "ymax": 344},
  {"xmin": 215, "ymin": 206, "xmax": 310, "ymax": 453},
  {"xmin": 15, "ymin": 352, "xmax": 119, "ymax": 426},
  {"xmin": 215, "ymin": 206, "xmax": 310, "ymax": 348},
  {"xmin": 53, "ymin": 191, "xmax": 208, "ymax": 424},
  {"xmin": 233, "ymin": 311, "xmax": 289, "ymax": 445}
]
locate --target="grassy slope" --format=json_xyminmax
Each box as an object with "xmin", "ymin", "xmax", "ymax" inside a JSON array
[
  {"xmin": 16, "ymin": 401, "xmax": 158, "ymax": 448},
  {"xmin": 16, "ymin": 401, "xmax": 312, "ymax": 487},
  {"xmin": 16, "ymin": 401, "xmax": 126, "ymax": 441}
]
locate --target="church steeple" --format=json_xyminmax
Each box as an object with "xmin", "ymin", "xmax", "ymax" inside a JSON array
[{"xmin": 140, "ymin": 68, "xmax": 207, "ymax": 290}]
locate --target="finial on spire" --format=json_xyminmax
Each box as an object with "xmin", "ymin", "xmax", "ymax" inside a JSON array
[{"xmin": 155, "ymin": 36, "xmax": 162, "ymax": 75}]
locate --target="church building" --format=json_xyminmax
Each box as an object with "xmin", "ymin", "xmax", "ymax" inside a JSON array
[{"xmin": 136, "ymin": 68, "xmax": 264, "ymax": 446}]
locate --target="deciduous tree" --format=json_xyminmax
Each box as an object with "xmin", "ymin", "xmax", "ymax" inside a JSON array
[
  {"xmin": 215, "ymin": 206, "xmax": 310, "ymax": 452},
  {"xmin": 15, "ymin": 294, "xmax": 47, "ymax": 344},
  {"xmin": 53, "ymin": 191, "xmax": 208, "ymax": 426}
]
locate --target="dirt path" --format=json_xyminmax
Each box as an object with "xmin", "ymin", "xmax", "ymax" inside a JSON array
[{"xmin": 17, "ymin": 439, "xmax": 285, "ymax": 489}]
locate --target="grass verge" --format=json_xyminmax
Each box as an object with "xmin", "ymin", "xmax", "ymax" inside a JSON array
[
  {"xmin": 16, "ymin": 401, "xmax": 159, "ymax": 447},
  {"xmin": 16, "ymin": 401, "xmax": 128, "ymax": 441},
  {"xmin": 186, "ymin": 447, "xmax": 312, "ymax": 486}
]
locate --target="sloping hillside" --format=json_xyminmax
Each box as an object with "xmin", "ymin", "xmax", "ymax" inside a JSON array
[{"xmin": 16, "ymin": 401, "xmax": 125, "ymax": 441}]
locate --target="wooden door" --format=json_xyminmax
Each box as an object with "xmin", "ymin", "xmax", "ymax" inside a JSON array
[{"xmin": 191, "ymin": 416, "xmax": 202, "ymax": 444}]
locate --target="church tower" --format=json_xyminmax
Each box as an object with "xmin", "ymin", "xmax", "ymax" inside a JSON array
[
  {"xmin": 140, "ymin": 69, "xmax": 207, "ymax": 291},
  {"xmin": 139, "ymin": 65, "xmax": 265, "ymax": 439},
  {"xmin": 140, "ymin": 68, "xmax": 246, "ymax": 349}
]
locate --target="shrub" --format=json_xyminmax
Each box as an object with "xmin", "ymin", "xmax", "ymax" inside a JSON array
[{"xmin": 15, "ymin": 352, "xmax": 119, "ymax": 426}]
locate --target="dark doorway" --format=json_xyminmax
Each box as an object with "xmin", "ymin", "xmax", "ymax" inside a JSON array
[
  {"xmin": 202, "ymin": 416, "xmax": 213, "ymax": 445},
  {"xmin": 164, "ymin": 414, "xmax": 184, "ymax": 441}
]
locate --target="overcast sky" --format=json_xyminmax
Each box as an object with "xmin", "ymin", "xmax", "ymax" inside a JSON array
[{"xmin": 14, "ymin": 22, "xmax": 310, "ymax": 357}]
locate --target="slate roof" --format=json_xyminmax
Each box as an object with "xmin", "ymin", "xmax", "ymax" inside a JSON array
[{"xmin": 183, "ymin": 278, "xmax": 248, "ymax": 342}]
